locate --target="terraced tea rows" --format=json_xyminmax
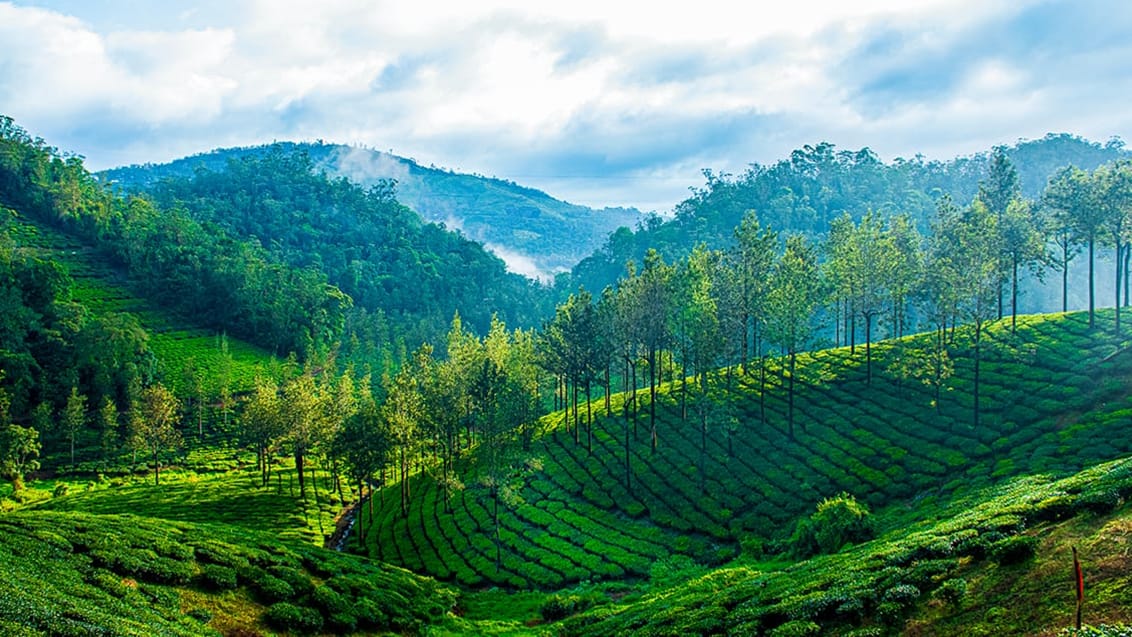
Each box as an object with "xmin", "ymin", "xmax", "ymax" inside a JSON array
[{"xmin": 362, "ymin": 311, "xmax": 1132, "ymax": 589}]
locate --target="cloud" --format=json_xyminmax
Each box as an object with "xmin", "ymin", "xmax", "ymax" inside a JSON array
[{"xmin": 1, "ymin": 0, "xmax": 1130, "ymax": 214}]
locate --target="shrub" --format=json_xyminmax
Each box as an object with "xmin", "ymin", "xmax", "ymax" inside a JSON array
[
  {"xmin": 540, "ymin": 594, "xmax": 596, "ymax": 622},
  {"xmin": 200, "ymin": 564, "xmax": 238, "ymax": 590},
  {"xmin": 265, "ymin": 602, "xmax": 324, "ymax": 634},
  {"xmin": 52, "ymin": 484, "xmax": 69, "ymax": 498},
  {"xmin": 1074, "ymin": 490, "xmax": 1122, "ymax": 516},
  {"xmin": 934, "ymin": 578, "xmax": 967, "ymax": 605},
  {"xmin": 768, "ymin": 620, "xmax": 822, "ymax": 636},
  {"xmin": 990, "ymin": 535, "xmax": 1039, "ymax": 565},
  {"xmin": 255, "ymin": 575, "xmax": 294, "ymax": 602},
  {"xmin": 791, "ymin": 493, "xmax": 874, "ymax": 558}
]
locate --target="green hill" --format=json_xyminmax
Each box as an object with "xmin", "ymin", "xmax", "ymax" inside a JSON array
[
  {"xmin": 100, "ymin": 142, "xmax": 641, "ymax": 277},
  {"xmin": 4, "ymin": 211, "xmax": 271, "ymax": 397},
  {"xmin": 348, "ymin": 310, "xmax": 1132, "ymax": 633}
]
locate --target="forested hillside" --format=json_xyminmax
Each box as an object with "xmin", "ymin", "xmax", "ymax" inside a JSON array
[
  {"xmin": 101, "ymin": 143, "xmax": 641, "ymax": 278},
  {"xmin": 568, "ymin": 134, "xmax": 1129, "ymax": 297}
]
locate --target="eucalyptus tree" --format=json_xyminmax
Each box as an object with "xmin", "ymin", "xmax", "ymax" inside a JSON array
[
  {"xmin": 886, "ymin": 213, "xmax": 923, "ymax": 338},
  {"xmin": 677, "ymin": 245, "xmax": 724, "ymax": 491},
  {"xmin": 938, "ymin": 200, "xmax": 999, "ymax": 428},
  {"xmin": 1041, "ymin": 168, "xmax": 1085, "ymax": 312},
  {"xmin": 766, "ymin": 235, "xmax": 823, "ymax": 438},
  {"xmin": 998, "ymin": 198, "xmax": 1047, "ymax": 331},
  {"xmin": 832, "ymin": 211, "xmax": 898, "ymax": 384},
  {"xmin": 383, "ymin": 345, "xmax": 429, "ymax": 517},
  {"xmin": 637, "ymin": 249, "xmax": 674, "ymax": 452},
  {"xmin": 61, "ymin": 386, "xmax": 86, "ymax": 466},
  {"xmin": 280, "ymin": 373, "xmax": 327, "ymax": 501},
  {"xmin": 977, "ymin": 147, "xmax": 1022, "ymax": 318},
  {"xmin": 1044, "ymin": 166, "xmax": 1103, "ymax": 327},
  {"xmin": 730, "ymin": 211, "xmax": 778, "ymax": 370},
  {"xmin": 242, "ymin": 376, "xmax": 285, "ymax": 487},
  {"xmin": 335, "ymin": 399, "xmax": 391, "ymax": 539},
  {"xmin": 1098, "ymin": 160, "xmax": 1132, "ymax": 332}
]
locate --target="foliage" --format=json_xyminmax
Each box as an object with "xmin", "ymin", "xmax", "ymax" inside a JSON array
[
  {"xmin": 0, "ymin": 510, "xmax": 456, "ymax": 636},
  {"xmin": 790, "ymin": 492, "xmax": 875, "ymax": 558}
]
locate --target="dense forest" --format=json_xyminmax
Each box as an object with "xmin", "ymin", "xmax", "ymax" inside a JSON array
[
  {"xmin": 101, "ymin": 142, "xmax": 641, "ymax": 277},
  {"xmin": 567, "ymin": 134, "xmax": 1129, "ymax": 296}
]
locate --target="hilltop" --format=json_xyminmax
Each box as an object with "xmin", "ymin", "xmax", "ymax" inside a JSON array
[{"xmin": 100, "ymin": 143, "xmax": 641, "ymax": 278}]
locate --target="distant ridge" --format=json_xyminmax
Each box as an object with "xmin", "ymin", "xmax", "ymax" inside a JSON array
[{"xmin": 99, "ymin": 143, "xmax": 641, "ymax": 279}]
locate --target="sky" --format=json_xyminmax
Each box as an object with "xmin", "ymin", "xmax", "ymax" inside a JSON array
[{"xmin": 2, "ymin": 0, "xmax": 1130, "ymax": 213}]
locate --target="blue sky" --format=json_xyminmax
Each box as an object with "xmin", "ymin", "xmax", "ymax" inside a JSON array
[{"xmin": 2, "ymin": 1, "xmax": 1130, "ymax": 212}]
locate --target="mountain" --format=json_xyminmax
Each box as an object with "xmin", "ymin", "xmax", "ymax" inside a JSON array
[{"xmin": 99, "ymin": 143, "xmax": 641, "ymax": 279}]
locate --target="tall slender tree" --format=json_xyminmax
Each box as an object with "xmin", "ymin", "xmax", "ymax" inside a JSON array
[{"xmin": 766, "ymin": 235, "xmax": 822, "ymax": 438}]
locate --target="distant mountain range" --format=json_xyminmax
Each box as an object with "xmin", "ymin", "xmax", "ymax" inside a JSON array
[{"xmin": 99, "ymin": 143, "xmax": 641, "ymax": 279}]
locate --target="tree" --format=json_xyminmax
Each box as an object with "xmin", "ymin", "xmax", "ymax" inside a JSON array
[
  {"xmin": 944, "ymin": 201, "xmax": 1000, "ymax": 428},
  {"xmin": 0, "ymin": 424, "xmax": 40, "ymax": 491},
  {"xmin": 828, "ymin": 212, "xmax": 897, "ymax": 383},
  {"xmin": 998, "ymin": 198, "xmax": 1047, "ymax": 331},
  {"xmin": 1044, "ymin": 166, "xmax": 1103, "ymax": 327},
  {"xmin": 766, "ymin": 235, "xmax": 822, "ymax": 438},
  {"xmin": 129, "ymin": 383, "xmax": 182, "ymax": 485},
  {"xmin": 242, "ymin": 376, "xmax": 286, "ymax": 487},
  {"xmin": 281, "ymin": 374, "xmax": 325, "ymax": 501},
  {"xmin": 383, "ymin": 346, "xmax": 428, "ymax": 517},
  {"xmin": 61, "ymin": 386, "xmax": 86, "ymax": 466},
  {"xmin": 1098, "ymin": 160, "xmax": 1132, "ymax": 332},
  {"xmin": 95, "ymin": 396, "xmax": 119, "ymax": 460},
  {"xmin": 977, "ymin": 147, "xmax": 1021, "ymax": 318},
  {"xmin": 335, "ymin": 400, "xmax": 391, "ymax": 542},
  {"xmin": 730, "ymin": 211, "xmax": 777, "ymax": 371},
  {"xmin": 676, "ymin": 246, "xmax": 723, "ymax": 492},
  {"xmin": 637, "ymin": 249, "xmax": 673, "ymax": 452}
]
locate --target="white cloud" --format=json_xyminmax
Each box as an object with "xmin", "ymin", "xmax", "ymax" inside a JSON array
[{"xmin": 0, "ymin": 0, "xmax": 1128, "ymax": 214}]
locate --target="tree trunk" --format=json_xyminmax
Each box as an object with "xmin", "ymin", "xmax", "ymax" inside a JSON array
[
  {"xmin": 787, "ymin": 352, "xmax": 796, "ymax": 439},
  {"xmin": 586, "ymin": 385, "xmax": 593, "ymax": 454},
  {"xmin": 649, "ymin": 351, "xmax": 658, "ymax": 453},
  {"xmin": 153, "ymin": 448, "xmax": 160, "ymax": 485},
  {"xmin": 973, "ymin": 321, "xmax": 982, "ymax": 430},
  {"xmin": 604, "ymin": 364, "xmax": 611, "ymax": 416},
  {"xmin": 623, "ymin": 414, "xmax": 632, "ymax": 492},
  {"xmin": 1089, "ymin": 236, "xmax": 1096, "ymax": 328},
  {"xmin": 1062, "ymin": 241, "xmax": 1070, "ymax": 313},
  {"xmin": 1012, "ymin": 255, "xmax": 1019, "ymax": 332},
  {"xmin": 296, "ymin": 446, "xmax": 307, "ymax": 499},
  {"xmin": 1117, "ymin": 241, "xmax": 1123, "ymax": 333},
  {"xmin": 864, "ymin": 313, "xmax": 873, "ymax": 385},
  {"xmin": 357, "ymin": 480, "xmax": 366, "ymax": 543}
]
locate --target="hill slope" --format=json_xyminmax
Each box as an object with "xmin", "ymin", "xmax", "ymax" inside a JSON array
[
  {"xmin": 357, "ymin": 310, "xmax": 1132, "ymax": 593},
  {"xmin": 100, "ymin": 143, "xmax": 641, "ymax": 278}
]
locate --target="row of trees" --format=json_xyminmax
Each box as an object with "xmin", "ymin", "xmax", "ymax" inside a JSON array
[{"xmin": 533, "ymin": 152, "xmax": 1132, "ymax": 492}]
